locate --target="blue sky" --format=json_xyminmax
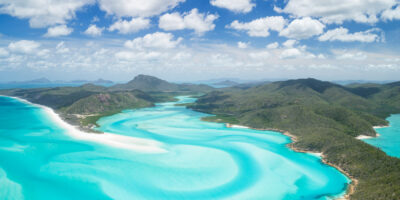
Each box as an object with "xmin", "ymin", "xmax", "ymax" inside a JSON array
[{"xmin": 0, "ymin": 0, "xmax": 400, "ymax": 82}]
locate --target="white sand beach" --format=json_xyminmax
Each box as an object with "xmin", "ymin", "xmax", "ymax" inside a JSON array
[
  {"xmin": 356, "ymin": 135, "xmax": 374, "ymax": 140},
  {"xmin": 3, "ymin": 96, "xmax": 167, "ymax": 154},
  {"xmin": 226, "ymin": 123, "xmax": 250, "ymax": 129},
  {"xmin": 373, "ymin": 125, "xmax": 389, "ymax": 129}
]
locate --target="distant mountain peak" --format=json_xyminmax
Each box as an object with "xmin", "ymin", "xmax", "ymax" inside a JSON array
[
  {"xmin": 128, "ymin": 74, "xmax": 168, "ymax": 85},
  {"xmin": 111, "ymin": 74, "xmax": 213, "ymax": 92},
  {"xmin": 91, "ymin": 78, "xmax": 113, "ymax": 84},
  {"xmin": 214, "ymin": 80, "xmax": 239, "ymax": 86}
]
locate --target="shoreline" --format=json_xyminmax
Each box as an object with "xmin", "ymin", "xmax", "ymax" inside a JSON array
[
  {"xmin": 1, "ymin": 95, "xmax": 356, "ymax": 198},
  {"xmin": 1, "ymin": 95, "xmax": 167, "ymax": 154},
  {"xmin": 373, "ymin": 125, "xmax": 390, "ymax": 129},
  {"xmin": 225, "ymin": 123, "xmax": 356, "ymax": 200},
  {"xmin": 356, "ymin": 125, "xmax": 389, "ymax": 140}
]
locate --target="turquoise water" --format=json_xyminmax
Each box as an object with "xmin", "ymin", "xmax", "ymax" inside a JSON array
[
  {"xmin": 363, "ymin": 114, "xmax": 400, "ymax": 158},
  {"xmin": 0, "ymin": 96, "xmax": 349, "ymax": 199}
]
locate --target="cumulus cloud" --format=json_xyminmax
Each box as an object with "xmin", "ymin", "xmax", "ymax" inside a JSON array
[
  {"xmin": 84, "ymin": 24, "xmax": 104, "ymax": 36},
  {"xmin": 109, "ymin": 18, "xmax": 150, "ymax": 34},
  {"xmin": 159, "ymin": 13, "xmax": 185, "ymax": 30},
  {"xmin": 227, "ymin": 16, "xmax": 286, "ymax": 37},
  {"xmin": 336, "ymin": 52, "xmax": 367, "ymax": 60},
  {"xmin": 124, "ymin": 32, "xmax": 182, "ymax": 49},
  {"xmin": 44, "ymin": 25, "xmax": 73, "ymax": 37},
  {"xmin": 319, "ymin": 27, "xmax": 382, "ymax": 43},
  {"xmin": 267, "ymin": 42, "xmax": 279, "ymax": 49},
  {"xmin": 1, "ymin": 38, "xmax": 399, "ymax": 80},
  {"xmin": 159, "ymin": 9, "xmax": 218, "ymax": 35},
  {"xmin": 210, "ymin": 0, "xmax": 255, "ymax": 13},
  {"xmin": 279, "ymin": 17, "xmax": 325, "ymax": 39},
  {"xmin": 0, "ymin": 0, "xmax": 94, "ymax": 28},
  {"xmin": 115, "ymin": 51, "xmax": 163, "ymax": 61},
  {"xmin": 280, "ymin": 48, "xmax": 302, "ymax": 59},
  {"xmin": 8, "ymin": 40, "xmax": 41, "ymax": 54},
  {"xmin": 0, "ymin": 48, "xmax": 9, "ymax": 57},
  {"xmin": 237, "ymin": 42, "xmax": 249, "ymax": 49},
  {"xmin": 276, "ymin": 0, "xmax": 397, "ymax": 24},
  {"xmin": 282, "ymin": 39, "xmax": 298, "ymax": 48},
  {"xmin": 381, "ymin": 6, "xmax": 400, "ymax": 21},
  {"xmin": 98, "ymin": 0, "xmax": 185, "ymax": 18},
  {"xmin": 249, "ymin": 51, "xmax": 270, "ymax": 60},
  {"xmin": 37, "ymin": 49, "xmax": 50, "ymax": 58}
]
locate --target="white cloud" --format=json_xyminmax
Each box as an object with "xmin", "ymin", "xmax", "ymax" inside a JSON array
[
  {"xmin": 317, "ymin": 54, "xmax": 326, "ymax": 59},
  {"xmin": 159, "ymin": 13, "xmax": 185, "ymax": 30},
  {"xmin": 91, "ymin": 16, "xmax": 100, "ymax": 23},
  {"xmin": 279, "ymin": 17, "xmax": 325, "ymax": 39},
  {"xmin": 0, "ymin": 48, "xmax": 9, "ymax": 57},
  {"xmin": 227, "ymin": 16, "xmax": 286, "ymax": 37},
  {"xmin": 336, "ymin": 52, "xmax": 367, "ymax": 60},
  {"xmin": 84, "ymin": 24, "xmax": 104, "ymax": 36},
  {"xmin": 0, "ymin": 0, "xmax": 94, "ymax": 28},
  {"xmin": 8, "ymin": 40, "xmax": 41, "ymax": 54},
  {"xmin": 172, "ymin": 52, "xmax": 192, "ymax": 60},
  {"xmin": 115, "ymin": 51, "xmax": 163, "ymax": 61},
  {"xmin": 109, "ymin": 18, "xmax": 150, "ymax": 34},
  {"xmin": 210, "ymin": 0, "xmax": 255, "ymax": 13},
  {"xmin": 282, "ymin": 39, "xmax": 298, "ymax": 48},
  {"xmin": 266, "ymin": 42, "xmax": 279, "ymax": 49},
  {"xmin": 56, "ymin": 41, "xmax": 70, "ymax": 54},
  {"xmin": 1, "ymin": 39, "xmax": 400, "ymax": 81},
  {"xmin": 44, "ymin": 25, "xmax": 73, "ymax": 37},
  {"xmin": 237, "ymin": 42, "xmax": 249, "ymax": 49},
  {"xmin": 249, "ymin": 51, "xmax": 270, "ymax": 60},
  {"xmin": 319, "ymin": 27, "xmax": 381, "ymax": 43},
  {"xmin": 276, "ymin": 0, "xmax": 397, "ymax": 24},
  {"xmin": 381, "ymin": 6, "xmax": 400, "ymax": 20},
  {"xmin": 37, "ymin": 49, "xmax": 50, "ymax": 58},
  {"xmin": 124, "ymin": 32, "xmax": 182, "ymax": 49},
  {"xmin": 159, "ymin": 9, "xmax": 218, "ymax": 35},
  {"xmin": 98, "ymin": 0, "xmax": 185, "ymax": 17},
  {"xmin": 280, "ymin": 48, "xmax": 302, "ymax": 59}
]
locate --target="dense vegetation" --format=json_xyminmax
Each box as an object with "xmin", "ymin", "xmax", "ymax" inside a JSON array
[
  {"xmin": 2, "ymin": 75, "xmax": 400, "ymax": 199},
  {"xmin": 0, "ymin": 75, "xmax": 210, "ymax": 131},
  {"xmin": 189, "ymin": 78, "xmax": 400, "ymax": 199},
  {"xmin": 111, "ymin": 74, "xmax": 213, "ymax": 92}
]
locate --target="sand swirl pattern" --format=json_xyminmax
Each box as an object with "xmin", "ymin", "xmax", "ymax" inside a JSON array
[{"xmin": 0, "ymin": 96, "xmax": 349, "ymax": 199}]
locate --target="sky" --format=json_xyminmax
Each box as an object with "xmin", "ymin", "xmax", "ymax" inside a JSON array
[{"xmin": 0, "ymin": 0, "xmax": 400, "ymax": 82}]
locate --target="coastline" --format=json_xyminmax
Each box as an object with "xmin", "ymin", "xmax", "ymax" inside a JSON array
[
  {"xmin": 373, "ymin": 125, "xmax": 390, "ymax": 129},
  {"xmin": 1, "ymin": 95, "xmax": 167, "ymax": 154},
  {"xmin": 225, "ymin": 123, "xmax": 356, "ymax": 200},
  {"xmin": 356, "ymin": 125, "xmax": 389, "ymax": 140},
  {"xmin": 0, "ymin": 95, "xmax": 356, "ymax": 198}
]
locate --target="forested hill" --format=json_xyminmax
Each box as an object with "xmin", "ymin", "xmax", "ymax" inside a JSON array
[
  {"xmin": 189, "ymin": 78, "xmax": 400, "ymax": 200},
  {"xmin": 0, "ymin": 75, "xmax": 214, "ymax": 130},
  {"xmin": 111, "ymin": 74, "xmax": 214, "ymax": 93}
]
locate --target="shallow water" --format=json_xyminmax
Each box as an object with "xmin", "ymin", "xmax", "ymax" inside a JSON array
[
  {"xmin": 363, "ymin": 114, "xmax": 400, "ymax": 158},
  {"xmin": 0, "ymin": 96, "xmax": 349, "ymax": 199}
]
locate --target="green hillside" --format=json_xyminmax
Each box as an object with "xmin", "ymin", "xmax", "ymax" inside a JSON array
[
  {"xmin": 189, "ymin": 78, "xmax": 400, "ymax": 200},
  {"xmin": 111, "ymin": 74, "xmax": 214, "ymax": 93},
  {"xmin": 0, "ymin": 75, "xmax": 213, "ymax": 130}
]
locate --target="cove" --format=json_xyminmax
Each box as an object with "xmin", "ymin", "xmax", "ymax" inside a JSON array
[
  {"xmin": 363, "ymin": 114, "xmax": 400, "ymax": 158},
  {"xmin": 0, "ymin": 96, "xmax": 349, "ymax": 199}
]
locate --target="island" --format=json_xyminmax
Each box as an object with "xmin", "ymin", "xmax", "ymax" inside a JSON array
[{"xmin": 1, "ymin": 75, "xmax": 400, "ymax": 199}]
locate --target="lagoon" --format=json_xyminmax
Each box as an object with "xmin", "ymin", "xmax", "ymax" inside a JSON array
[
  {"xmin": 0, "ymin": 96, "xmax": 349, "ymax": 199},
  {"xmin": 363, "ymin": 114, "xmax": 400, "ymax": 158}
]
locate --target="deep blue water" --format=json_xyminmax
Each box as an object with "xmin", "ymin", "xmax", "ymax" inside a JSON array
[
  {"xmin": 0, "ymin": 96, "xmax": 349, "ymax": 199},
  {"xmin": 363, "ymin": 114, "xmax": 400, "ymax": 158}
]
